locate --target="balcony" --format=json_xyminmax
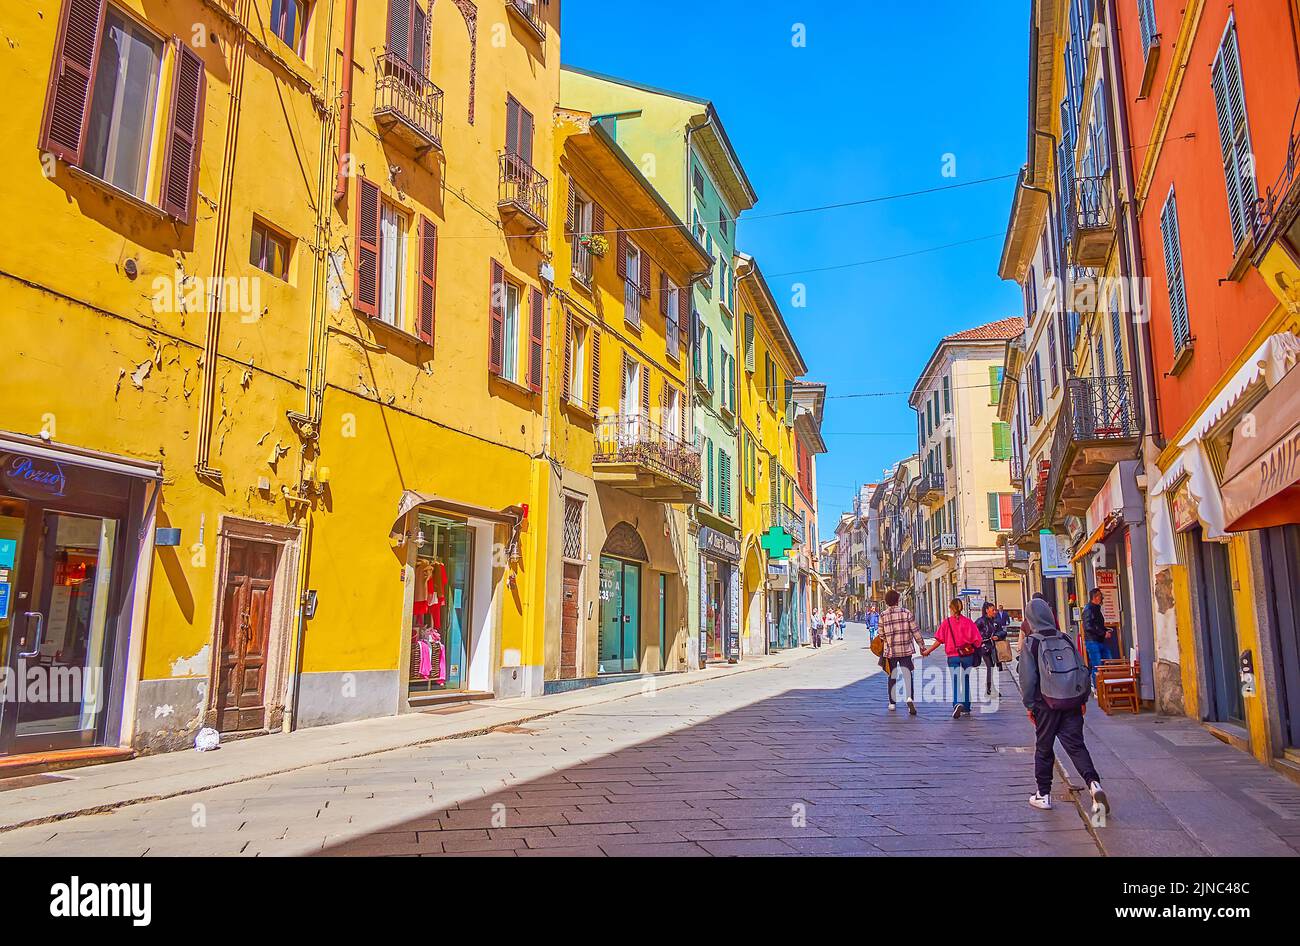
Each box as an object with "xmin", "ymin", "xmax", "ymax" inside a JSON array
[
  {"xmin": 1011, "ymin": 486, "xmax": 1043, "ymax": 551},
  {"xmin": 498, "ymin": 150, "xmax": 548, "ymax": 231},
  {"xmin": 932, "ymin": 533, "xmax": 957, "ymax": 558},
  {"xmin": 1009, "ymin": 452, "xmax": 1025, "ymax": 489},
  {"xmin": 912, "ymin": 549, "xmax": 934, "ymax": 572},
  {"xmin": 915, "ymin": 471, "xmax": 945, "ymax": 506},
  {"xmin": 764, "ymin": 503, "xmax": 807, "ymax": 544},
  {"xmin": 373, "ymin": 51, "xmax": 444, "ymax": 155},
  {"xmin": 593, "ymin": 414, "xmax": 701, "ymax": 502},
  {"xmin": 1045, "ymin": 374, "xmax": 1141, "ymax": 523},
  {"xmin": 1069, "ymin": 174, "xmax": 1116, "ymax": 268},
  {"xmin": 505, "ymin": 0, "xmax": 546, "ymax": 42}
]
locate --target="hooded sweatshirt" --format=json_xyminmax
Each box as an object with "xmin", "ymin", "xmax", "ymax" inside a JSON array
[{"xmin": 1019, "ymin": 598, "xmax": 1067, "ymax": 711}]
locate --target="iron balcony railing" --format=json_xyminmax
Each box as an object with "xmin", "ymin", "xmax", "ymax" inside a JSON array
[
  {"xmin": 915, "ymin": 470, "xmax": 945, "ymax": 502},
  {"xmin": 373, "ymin": 51, "xmax": 444, "ymax": 150},
  {"xmin": 1046, "ymin": 373, "xmax": 1140, "ymax": 514},
  {"xmin": 932, "ymin": 533, "xmax": 957, "ymax": 554},
  {"xmin": 593, "ymin": 414, "xmax": 701, "ymax": 488},
  {"xmin": 764, "ymin": 502, "xmax": 807, "ymax": 543},
  {"xmin": 1071, "ymin": 174, "xmax": 1115, "ymax": 242},
  {"xmin": 505, "ymin": 0, "xmax": 546, "ymax": 40},
  {"xmin": 498, "ymin": 150, "xmax": 549, "ymax": 229},
  {"xmin": 912, "ymin": 549, "xmax": 933, "ymax": 571},
  {"xmin": 1010, "ymin": 452, "xmax": 1025, "ymax": 488},
  {"xmin": 1253, "ymin": 97, "xmax": 1300, "ymax": 249}
]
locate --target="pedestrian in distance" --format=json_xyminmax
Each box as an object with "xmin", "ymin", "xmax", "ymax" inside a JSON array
[
  {"xmin": 877, "ymin": 589, "xmax": 924, "ymax": 715},
  {"xmin": 1020, "ymin": 597, "xmax": 1110, "ymax": 817},
  {"xmin": 810, "ymin": 610, "xmax": 823, "ymax": 649},
  {"xmin": 975, "ymin": 600, "xmax": 1007, "ymax": 696},
  {"xmin": 866, "ymin": 604, "xmax": 880, "ymax": 643},
  {"xmin": 1082, "ymin": 588, "xmax": 1116, "ymax": 690},
  {"xmin": 922, "ymin": 598, "xmax": 984, "ymax": 719},
  {"xmin": 836, "ymin": 608, "xmax": 847, "ymax": 642}
]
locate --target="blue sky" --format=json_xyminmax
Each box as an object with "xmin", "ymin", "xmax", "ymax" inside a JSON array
[{"xmin": 560, "ymin": 0, "xmax": 1027, "ymax": 540}]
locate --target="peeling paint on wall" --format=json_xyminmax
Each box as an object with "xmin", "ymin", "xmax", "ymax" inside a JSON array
[{"xmin": 170, "ymin": 643, "xmax": 211, "ymax": 678}]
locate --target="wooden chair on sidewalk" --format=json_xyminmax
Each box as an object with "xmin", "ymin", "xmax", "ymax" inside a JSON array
[{"xmin": 1095, "ymin": 656, "xmax": 1140, "ymax": 715}]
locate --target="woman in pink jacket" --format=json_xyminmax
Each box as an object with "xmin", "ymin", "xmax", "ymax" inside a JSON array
[{"xmin": 923, "ymin": 598, "xmax": 984, "ymax": 719}]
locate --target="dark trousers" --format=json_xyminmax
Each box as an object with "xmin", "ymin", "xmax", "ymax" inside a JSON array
[
  {"xmin": 978, "ymin": 650, "xmax": 997, "ymax": 691},
  {"xmin": 882, "ymin": 656, "xmax": 915, "ymax": 704},
  {"xmin": 1033, "ymin": 706, "xmax": 1100, "ymax": 795}
]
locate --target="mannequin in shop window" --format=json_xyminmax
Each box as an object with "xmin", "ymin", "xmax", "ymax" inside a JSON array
[{"xmin": 413, "ymin": 554, "xmax": 448, "ymax": 685}]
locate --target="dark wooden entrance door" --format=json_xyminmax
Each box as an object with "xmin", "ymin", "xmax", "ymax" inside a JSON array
[
  {"xmin": 1193, "ymin": 529, "xmax": 1244, "ymax": 724},
  {"xmin": 1264, "ymin": 525, "xmax": 1300, "ymax": 749},
  {"xmin": 560, "ymin": 563, "xmax": 581, "ymax": 679},
  {"xmin": 216, "ymin": 539, "xmax": 276, "ymax": 732}
]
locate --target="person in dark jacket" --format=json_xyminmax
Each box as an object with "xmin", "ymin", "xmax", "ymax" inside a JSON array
[
  {"xmin": 975, "ymin": 601, "xmax": 1007, "ymax": 696},
  {"xmin": 1081, "ymin": 588, "xmax": 1115, "ymax": 689},
  {"xmin": 1020, "ymin": 598, "xmax": 1109, "ymax": 814}
]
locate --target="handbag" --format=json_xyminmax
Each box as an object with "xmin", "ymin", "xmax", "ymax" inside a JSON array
[
  {"xmin": 945, "ymin": 618, "xmax": 979, "ymax": 658},
  {"xmin": 870, "ymin": 632, "xmax": 886, "ymax": 658},
  {"xmin": 995, "ymin": 638, "xmax": 1014, "ymax": 664}
]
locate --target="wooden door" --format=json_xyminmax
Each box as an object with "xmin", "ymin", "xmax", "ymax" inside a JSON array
[
  {"xmin": 216, "ymin": 539, "xmax": 276, "ymax": 732},
  {"xmin": 560, "ymin": 563, "xmax": 581, "ymax": 679}
]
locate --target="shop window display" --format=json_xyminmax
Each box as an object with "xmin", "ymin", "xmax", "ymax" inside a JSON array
[{"xmin": 409, "ymin": 512, "xmax": 473, "ymax": 695}]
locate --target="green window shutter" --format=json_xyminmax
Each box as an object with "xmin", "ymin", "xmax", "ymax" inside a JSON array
[
  {"xmin": 989, "ymin": 366, "xmax": 1004, "ymax": 404},
  {"xmin": 719, "ymin": 451, "xmax": 731, "ymax": 517},
  {"xmin": 784, "ymin": 379, "xmax": 795, "ymax": 426},
  {"xmin": 945, "ymin": 435, "xmax": 953, "ymax": 468},
  {"xmin": 744, "ymin": 312, "xmax": 755, "ymax": 373},
  {"xmin": 943, "ymin": 375, "xmax": 951, "ymax": 414},
  {"xmin": 992, "ymin": 422, "xmax": 1011, "ymax": 460},
  {"xmin": 706, "ymin": 327, "xmax": 715, "ymax": 390},
  {"xmin": 706, "ymin": 440, "xmax": 714, "ymax": 508},
  {"xmin": 986, "ymin": 493, "xmax": 999, "ymax": 530}
]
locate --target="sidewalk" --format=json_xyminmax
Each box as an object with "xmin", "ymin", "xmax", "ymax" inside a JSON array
[
  {"xmin": 1009, "ymin": 660, "xmax": 1300, "ymax": 856},
  {"xmin": 0, "ymin": 645, "xmax": 817, "ymax": 834}
]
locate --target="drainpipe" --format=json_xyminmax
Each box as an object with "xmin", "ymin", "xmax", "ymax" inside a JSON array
[
  {"xmin": 1107, "ymin": 0, "xmax": 1164, "ymax": 450},
  {"xmin": 333, "ymin": 0, "xmax": 357, "ymax": 206}
]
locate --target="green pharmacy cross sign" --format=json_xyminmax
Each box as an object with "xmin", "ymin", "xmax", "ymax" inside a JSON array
[{"xmin": 760, "ymin": 526, "xmax": 794, "ymax": 560}]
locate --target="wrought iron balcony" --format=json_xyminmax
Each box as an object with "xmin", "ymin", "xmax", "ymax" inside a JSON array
[
  {"xmin": 1009, "ymin": 452, "xmax": 1025, "ymax": 488},
  {"xmin": 593, "ymin": 414, "xmax": 700, "ymax": 501},
  {"xmin": 1253, "ymin": 98, "xmax": 1300, "ymax": 261},
  {"xmin": 1011, "ymin": 486, "xmax": 1043, "ymax": 548},
  {"xmin": 1045, "ymin": 373, "xmax": 1140, "ymax": 522},
  {"xmin": 498, "ymin": 150, "xmax": 549, "ymax": 231},
  {"xmin": 373, "ymin": 51, "xmax": 443, "ymax": 154},
  {"xmin": 912, "ymin": 549, "xmax": 934, "ymax": 571},
  {"xmin": 933, "ymin": 533, "xmax": 957, "ymax": 556},
  {"xmin": 764, "ymin": 503, "xmax": 807, "ymax": 544},
  {"xmin": 915, "ymin": 470, "xmax": 945, "ymax": 506},
  {"xmin": 506, "ymin": 0, "xmax": 546, "ymax": 42},
  {"xmin": 1069, "ymin": 174, "xmax": 1116, "ymax": 268}
]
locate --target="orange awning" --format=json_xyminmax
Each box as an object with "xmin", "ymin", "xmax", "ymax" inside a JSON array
[
  {"xmin": 1070, "ymin": 518, "xmax": 1110, "ymax": 565},
  {"xmin": 1222, "ymin": 362, "xmax": 1300, "ymax": 532}
]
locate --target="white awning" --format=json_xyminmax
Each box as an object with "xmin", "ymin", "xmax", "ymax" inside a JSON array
[
  {"xmin": 0, "ymin": 434, "xmax": 162, "ymax": 481},
  {"xmin": 1179, "ymin": 332, "xmax": 1300, "ymax": 447}
]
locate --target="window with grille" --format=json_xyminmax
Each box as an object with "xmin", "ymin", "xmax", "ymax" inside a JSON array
[{"xmin": 562, "ymin": 495, "xmax": 585, "ymax": 561}]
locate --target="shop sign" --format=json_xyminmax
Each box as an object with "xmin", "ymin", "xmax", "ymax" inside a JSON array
[
  {"xmin": 2, "ymin": 452, "xmax": 67, "ymax": 499},
  {"xmin": 0, "ymin": 538, "xmax": 15, "ymax": 569},
  {"xmin": 0, "ymin": 581, "xmax": 9, "ymax": 621},
  {"xmin": 1039, "ymin": 530, "xmax": 1074, "ymax": 578},
  {"xmin": 1170, "ymin": 478, "xmax": 1199, "ymax": 533},
  {"xmin": 698, "ymin": 526, "xmax": 740, "ymax": 562},
  {"xmin": 1096, "ymin": 568, "xmax": 1122, "ymax": 624}
]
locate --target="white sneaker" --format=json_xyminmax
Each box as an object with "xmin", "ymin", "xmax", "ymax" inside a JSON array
[
  {"xmin": 1028, "ymin": 792, "xmax": 1053, "ymax": 810},
  {"xmin": 887, "ymin": 702, "xmax": 897, "ymax": 712},
  {"xmin": 1089, "ymin": 781, "xmax": 1110, "ymax": 814}
]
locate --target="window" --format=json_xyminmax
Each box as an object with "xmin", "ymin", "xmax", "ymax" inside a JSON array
[
  {"xmin": 250, "ymin": 220, "xmax": 290, "ymax": 280},
  {"xmin": 1047, "ymin": 322, "xmax": 1060, "ymax": 389},
  {"xmin": 705, "ymin": 325, "xmax": 715, "ymax": 391},
  {"xmin": 743, "ymin": 311, "xmax": 755, "ymax": 373},
  {"xmin": 705, "ymin": 438, "xmax": 715, "ymax": 509},
  {"xmin": 992, "ymin": 422, "xmax": 1012, "ymax": 461},
  {"xmin": 987, "ymin": 493, "xmax": 1014, "ymax": 531},
  {"xmin": 693, "ymin": 166, "xmax": 705, "ymax": 201},
  {"xmin": 505, "ymin": 94, "xmax": 535, "ymax": 164},
  {"xmin": 562, "ymin": 494, "xmax": 585, "ymax": 562},
  {"xmin": 1211, "ymin": 17, "xmax": 1255, "ymax": 252},
  {"xmin": 569, "ymin": 184, "xmax": 593, "ymax": 285},
  {"xmin": 664, "ymin": 279, "xmax": 681, "ymax": 359},
  {"xmin": 378, "ymin": 202, "xmax": 408, "ymax": 327},
  {"xmin": 718, "ymin": 450, "xmax": 732, "ymax": 518},
  {"xmin": 1159, "ymin": 188, "xmax": 1192, "ymax": 355},
  {"xmin": 501, "ymin": 278, "xmax": 521, "ymax": 382},
  {"xmin": 665, "ymin": 385, "xmax": 680, "ymax": 440},
  {"xmin": 624, "ymin": 241, "xmax": 642, "ymax": 327},
  {"xmin": 942, "ymin": 374, "xmax": 951, "ymax": 414},
  {"xmin": 271, "ymin": 0, "xmax": 308, "ymax": 56},
  {"xmin": 1110, "ymin": 295, "xmax": 1124, "ymax": 376},
  {"xmin": 81, "ymin": 7, "xmax": 164, "ymax": 200},
  {"xmin": 718, "ymin": 208, "xmax": 729, "ymax": 240},
  {"xmin": 1031, "ymin": 354, "xmax": 1045, "ymax": 421},
  {"xmin": 1137, "ymin": 0, "xmax": 1159, "ymax": 57},
  {"xmin": 566, "ymin": 318, "xmax": 588, "ymax": 407},
  {"xmin": 988, "ymin": 366, "xmax": 1004, "ymax": 404}
]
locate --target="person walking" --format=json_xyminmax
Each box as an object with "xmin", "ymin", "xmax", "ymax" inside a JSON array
[
  {"xmin": 877, "ymin": 590, "xmax": 924, "ymax": 715},
  {"xmin": 866, "ymin": 604, "xmax": 880, "ymax": 643},
  {"xmin": 810, "ymin": 609, "xmax": 823, "ymax": 649},
  {"xmin": 837, "ymin": 608, "xmax": 847, "ymax": 641},
  {"xmin": 1020, "ymin": 598, "xmax": 1110, "ymax": 816},
  {"xmin": 974, "ymin": 601, "xmax": 1007, "ymax": 696},
  {"xmin": 922, "ymin": 598, "xmax": 984, "ymax": 718},
  {"xmin": 1081, "ymin": 588, "xmax": 1114, "ymax": 690}
]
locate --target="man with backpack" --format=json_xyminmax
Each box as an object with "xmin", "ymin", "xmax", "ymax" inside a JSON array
[{"xmin": 1020, "ymin": 598, "xmax": 1110, "ymax": 816}]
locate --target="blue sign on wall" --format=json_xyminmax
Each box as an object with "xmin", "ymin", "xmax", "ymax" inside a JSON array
[
  {"xmin": 0, "ymin": 538, "xmax": 14, "ymax": 568},
  {"xmin": 0, "ymin": 582, "xmax": 9, "ymax": 621}
]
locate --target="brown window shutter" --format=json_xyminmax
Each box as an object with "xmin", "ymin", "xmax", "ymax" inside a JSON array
[
  {"xmin": 488, "ymin": 259, "xmax": 505, "ymax": 376},
  {"xmin": 562, "ymin": 313, "xmax": 573, "ymax": 403},
  {"xmin": 527, "ymin": 286, "xmax": 545, "ymax": 393},
  {"xmin": 641, "ymin": 364, "xmax": 650, "ymax": 418},
  {"xmin": 659, "ymin": 377, "xmax": 668, "ymax": 425},
  {"xmin": 638, "ymin": 249, "xmax": 651, "ymax": 299},
  {"xmin": 39, "ymin": 0, "xmax": 106, "ymax": 166},
  {"xmin": 161, "ymin": 42, "xmax": 207, "ymax": 224},
  {"xmin": 505, "ymin": 95, "xmax": 520, "ymax": 155},
  {"xmin": 659, "ymin": 271, "xmax": 669, "ymax": 316},
  {"xmin": 388, "ymin": 0, "xmax": 413, "ymax": 63},
  {"xmin": 417, "ymin": 215, "xmax": 437, "ymax": 345},
  {"xmin": 592, "ymin": 203, "xmax": 605, "ymax": 239},
  {"xmin": 590, "ymin": 328, "xmax": 601, "ymax": 416},
  {"xmin": 565, "ymin": 175, "xmax": 577, "ymax": 237},
  {"xmin": 520, "ymin": 106, "xmax": 535, "ymax": 166},
  {"xmin": 679, "ymin": 391, "xmax": 687, "ymax": 445},
  {"xmin": 354, "ymin": 177, "xmax": 381, "ymax": 317},
  {"xmin": 615, "ymin": 227, "xmax": 628, "ymax": 281},
  {"xmin": 620, "ymin": 352, "xmax": 631, "ymax": 414}
]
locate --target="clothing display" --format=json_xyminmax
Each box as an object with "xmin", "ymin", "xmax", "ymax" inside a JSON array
[{"xmin": 407, "ymin": 513, "xmax": 473, "ymax": 696}]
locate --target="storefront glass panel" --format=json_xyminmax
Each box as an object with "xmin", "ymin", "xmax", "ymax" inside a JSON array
[{"xmin": 409, "ymin": 512, "xmax": 473, "ymax": 695}]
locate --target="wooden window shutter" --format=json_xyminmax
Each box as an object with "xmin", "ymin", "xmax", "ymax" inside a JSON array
[
  {"xmin": 679, "ymin": 387, "xmax": 687, "ymax": 444},
  {"xmin": 527, "ymin": 287, "xmax": 545, "ymax": 393},
  {"xmin": 744, "ymin": 312, "xmax": 755, "ymax": 373},
  {"xmin": 592, "ymin": 202, "xmax": 605, "ymax": 239},
  {"xmin": 488, "ymin": 259, "xmax": 505, "ymax": 376},
  {"xmin": 562, "ymin": 313, "xmax": 573, "ymax": 403},
  {"xmin": 659, "ymin": 377, "xmax": 668, "ymax": 426},
  {"xmin": 615, "ymin": 227, "xmax": 628, "ymax": 281},
  {"xmin": 640, "ymin": 363, "xmax": 650, "ymax": 418},
  {"xmin": 354, "ymin": 177, "xmax": 381, "ymax": 317},
  {"xmin": 417, "ymin": 215, "xmax": 438, "ymax": 346},
  {"xmin": 659, "ymin": 271, "xmax": 669, "ymax": 317},
  {"xmin": 638, "ymin": 249, "xmax": 651, "ymax": 299},
  {"xmin": 413, "ymin": 3, "xmax": 430, "ymax": 75},
  {"xmin": 986, "ymin": 493, "xmax": 999, "ymax": 531},
  {"xmin": 784, "ymin": 380, "xmax": 795, "ymax": 427},
  {"xmin": 388, "ymin": 0, "xmax": 414, "ymax": 63},
  {"xmin": 520, "ymin": 105, "xmax": 535, "ymax": 166},
  {"xmin": 589, "ymin": 328, "xmax": 601, "ymax": 415},
  {"xmin": 505, "ymin": 95, "xmax": 520, "ymax": 155},
  {"xmin": 161, "ymin": 42, "xmax": 206, "ymax": 224},
  {"xmin": 999, "ymin": 494, "xmax": 1014, "ymax": 530},
  {"xmin": 39, "ymin": 0, "xmax": 105, "ymax": 166},
  {"xmin": 565, "ymin": 175, "xmax": 577, "ymax": 237}
]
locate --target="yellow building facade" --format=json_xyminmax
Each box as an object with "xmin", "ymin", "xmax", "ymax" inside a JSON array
[
  {"xmin": 538, "ymin": 108, "xmax": 711, "ymax": 685},
  {"xmin": 0, "ymin": 0, "xmax": 562, "ymax": 760},
  {"xmin": 734, "ymin": 255, "xmax": 806, "ymax": 655}
]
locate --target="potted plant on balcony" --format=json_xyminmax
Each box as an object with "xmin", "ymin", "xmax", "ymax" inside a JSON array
[{"xmin": 580, "ymin": 233, "xmax": 609, "ymax": 258}]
